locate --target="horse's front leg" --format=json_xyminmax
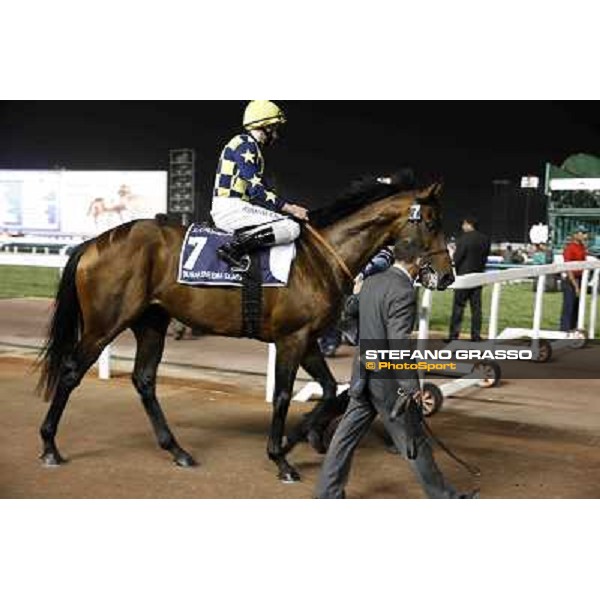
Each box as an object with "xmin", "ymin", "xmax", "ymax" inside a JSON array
[{"xmin": 267, "ymin": 335, "xmax": 307, "ymax": 483}]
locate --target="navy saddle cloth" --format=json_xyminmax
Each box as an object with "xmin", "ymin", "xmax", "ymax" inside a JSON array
[{"xmin": 177, "ymin": 224, "xmax": 295, "ymax": 287}]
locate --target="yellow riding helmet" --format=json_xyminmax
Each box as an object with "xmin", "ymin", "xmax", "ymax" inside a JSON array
[{"xmin": 243, "ymin": 100, "xmax": 286, "ymax": 130}]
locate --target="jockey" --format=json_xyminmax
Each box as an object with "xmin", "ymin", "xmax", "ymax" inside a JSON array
[{"xmin": 211, "ymin": 100, "xmax": 308, "ymax": 270}]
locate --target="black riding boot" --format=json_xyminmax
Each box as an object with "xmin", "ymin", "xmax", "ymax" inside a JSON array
[{"xmin": 217, "ymin": 227, "xmax": 276, "ymax": 272}]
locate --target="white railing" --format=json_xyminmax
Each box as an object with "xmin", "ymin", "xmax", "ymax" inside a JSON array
[
  {"xmin": 288, "ymin": 259, "xmax": 600, "ymax": 403},
  {"xmin": 418, "ymin": 260, "xmax": 600, "ymax": 344},
  {"xmin": 0, "ymin": 251, "xmax": 112, "ymax": 379},
  {"xmin": 3, "ymin": 251, "xmax": 598, "ymax": 395},
  {"xmin": 0, "ymin": 252, "xmax": 69, "ymax": 268}
]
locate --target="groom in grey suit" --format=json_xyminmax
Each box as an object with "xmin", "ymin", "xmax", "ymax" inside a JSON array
[{"xmin": 315, "ymin": 238, "xmax": 475, "ymax": 499}]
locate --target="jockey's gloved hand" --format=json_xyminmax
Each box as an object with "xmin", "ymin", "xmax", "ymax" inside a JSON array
[{"xmin": 282, "ymin": 203, "xmax": 309, "ymax": 221}]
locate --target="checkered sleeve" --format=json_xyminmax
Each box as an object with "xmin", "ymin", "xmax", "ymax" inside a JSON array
[
  {"xmin": 233, "ymin": 138, "xmax": 286, "ymax": 211},
  {"xmin": 362, "ymin": 247, "xmax": 394, "ymax": 278}
]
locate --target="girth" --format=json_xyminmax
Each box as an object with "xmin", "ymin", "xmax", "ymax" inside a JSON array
[{"xmin": 240, "ymin": 255, "xmax": 263, "ymax": 339}]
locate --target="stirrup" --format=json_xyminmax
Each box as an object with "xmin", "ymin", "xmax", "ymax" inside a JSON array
[
  {"xmin": 230, "ymin": 255, "xmax": 251, "ymax": 273},
  {"xmin": 221, "ymin": 254, "xmax": 250, "ymax": 273},
  {"xmin": 218, "ymin": 246, "xmax": 249, "ymax": 271}
]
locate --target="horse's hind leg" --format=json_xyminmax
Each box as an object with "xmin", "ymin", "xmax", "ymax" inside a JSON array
[
  {"xmin": 131, "ymin": 306, "xmax": 196, "ymax": 467},
  {"xmin": 40, "ymin": 334, "xmax": 105, "ymax": 466}
]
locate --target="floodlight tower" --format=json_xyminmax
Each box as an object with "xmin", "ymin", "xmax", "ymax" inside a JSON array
[{"xmin": 168, "ymin": 149, "xmax": 196, "ymax": 226}]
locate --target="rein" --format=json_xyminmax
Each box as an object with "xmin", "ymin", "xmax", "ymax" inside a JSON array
[
  {"xmin": 420, "ymin": 248, "xmax": 449, "ymax": 260},
  {"xmin": 305, "ymin": 223, "xmax": 354, "ymax": 284}
]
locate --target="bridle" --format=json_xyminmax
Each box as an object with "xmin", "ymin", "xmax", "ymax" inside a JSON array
[
  {"xmin": 305, "ymin": 199, "xmax": 449, "ymax": 289},
  {"xmin": 400, "ymin": 201, "xmax": 450, "ymax": 286}
]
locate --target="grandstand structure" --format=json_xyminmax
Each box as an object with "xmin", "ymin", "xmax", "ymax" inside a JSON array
[{"xmin": 545, "ymin": 153, "xmax": 600, "ymax": 256}]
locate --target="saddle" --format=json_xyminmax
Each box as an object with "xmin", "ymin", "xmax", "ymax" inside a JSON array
[
  {"xmin": 177, "ymin": 224, "xmax": 295, "ymax": 288},
  {"xmin": 177, "ymin": 224, "xmax": 296, "ymax": 339}
]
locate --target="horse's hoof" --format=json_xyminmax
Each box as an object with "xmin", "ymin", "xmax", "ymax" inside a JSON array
[
  {"xmin": 459, "ymin": 489, "xmax": 480, "ymax": 499},
  {"xmin": 40, "ymin": 452, "xmax": 66, "ymax": 467},
  {"xmin": 174, "ymin": 453, "xmax": 197, "ymax": 468},
  {"xmin": 279, "ymin": 469, "xmax": 301, "ymax": 484}
]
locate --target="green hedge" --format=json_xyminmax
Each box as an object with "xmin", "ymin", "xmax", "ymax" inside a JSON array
[
  {"xmin": 0, "ymin": 266, "xmax": 597, "ymax": 337},
  {"xmin": 0, "ymin": 266, "xmax": 61, "ymax": 299}
]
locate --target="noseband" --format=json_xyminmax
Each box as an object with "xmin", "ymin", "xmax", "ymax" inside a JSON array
[{"xmin": 402, "ymin": 202, "xmax": 450, "ymax": 286}]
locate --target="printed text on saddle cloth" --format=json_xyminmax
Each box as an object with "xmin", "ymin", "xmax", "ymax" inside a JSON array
[{"xmin": 177, "ymin": 225, "xmax": 295, "ymax": 287}]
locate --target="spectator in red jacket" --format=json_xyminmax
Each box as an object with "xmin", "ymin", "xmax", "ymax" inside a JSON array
[{"xmin": 560, "ymin": 227, "xmax": 588, "ymax": 331}]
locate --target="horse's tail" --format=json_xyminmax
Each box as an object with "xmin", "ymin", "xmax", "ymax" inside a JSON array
[{"xmin": 37, "ymin": 242, "xmax": 90, "ymax": 401}]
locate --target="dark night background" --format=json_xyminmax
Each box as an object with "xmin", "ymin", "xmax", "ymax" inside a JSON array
[{"xmin": 0, "ymin": 101, "xmax": 598, "ymax": 241}]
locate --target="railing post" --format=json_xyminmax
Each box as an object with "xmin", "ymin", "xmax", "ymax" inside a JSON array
[
  {"xmin": 489, "ymin": 282, "xmax": 502, "ymax": 340},
  {"xmin": 417, "ymin": 287, "xmax": 434, "ymax": 391},
  {"xmin": 589, "ymin": 269, "xmax": 599, "ymax": 339},
  {"xmin": 98, "ymin": 345, "xmax": 111, "ymax": 380},
  {"xmin": 532, "ymin": 274, "xmax": 546, "ymax": 340},
  {"xmin": 265, "ymin": 343, "xmax": 276, "ymax": 403},
  {"xmin": 577, "ymin": 269, "xmax": 590, "ymax": 331},
  {"xmin": 418, "ymin": 287, "xmax": 433, "ymax": 341}
]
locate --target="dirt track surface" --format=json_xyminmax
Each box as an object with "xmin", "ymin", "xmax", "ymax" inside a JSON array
[{"xmin": 2, "ymin": 354, "xmax": 599, "ymax": 499}]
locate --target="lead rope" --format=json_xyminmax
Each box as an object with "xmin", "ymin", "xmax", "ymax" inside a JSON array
[
  {"xmin": 421, "ymin": 415, "xmax": 481, "ymax": 477},
  {"xmin": 308, "ymin": 217, "xmax": 476, "ymax": 473}
]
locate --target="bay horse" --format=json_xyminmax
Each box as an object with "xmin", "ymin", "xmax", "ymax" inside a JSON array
[{"xmin": 38, "ymin": 178, "xmax": 455, "ymax": 482}]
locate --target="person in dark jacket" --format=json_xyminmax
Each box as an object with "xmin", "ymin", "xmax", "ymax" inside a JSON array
[
  {"xmin": 447, "ymin": 216, "xmax": 491, "ymax": 342},
  {"xmin": 315, "ymin": 239, "xmax": 476, "ymax": 499}
]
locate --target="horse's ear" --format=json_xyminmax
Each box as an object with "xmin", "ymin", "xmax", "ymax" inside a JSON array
[
  {"xmin": 429, "ymin": 181, "xmax": 444, "ymax": 199},
  {"xmin": 419, "ymin": 181, "xmax": 443, "ymax": 201}
]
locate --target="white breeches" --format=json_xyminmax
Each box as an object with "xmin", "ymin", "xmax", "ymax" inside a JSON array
[{"xmin": 211, "ymin": 197, "xmax": 301, "ymax": 244}]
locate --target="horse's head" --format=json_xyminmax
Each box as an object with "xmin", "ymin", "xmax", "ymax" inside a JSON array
[
  {"xmin": 311, "ymin": 176, "xmax": 455, "ymax": 291},
  {"xmin": 387, "ymin": 182, "xmax": 455, "ymax": 291}
]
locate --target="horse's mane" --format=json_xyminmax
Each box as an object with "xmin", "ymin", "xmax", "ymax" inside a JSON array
[{"xmin": 309, "ymin": 168, "xmax": 418, "ymax": 228}]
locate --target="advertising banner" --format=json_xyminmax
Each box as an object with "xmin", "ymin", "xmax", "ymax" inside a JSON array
[{"xmin": 0, "ymin": 170, "xmax": 167, "ymax": 238}]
